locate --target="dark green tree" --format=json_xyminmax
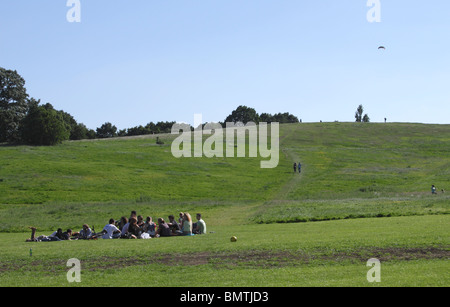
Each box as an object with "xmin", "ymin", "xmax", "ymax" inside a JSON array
[
  {"xmin": 57, "ymin": 110, "xmax": 83, "ymax": 140},
  {"xmin": 86, "ymin": 129, "xmax": 96, "ymax": 139},
  {"xmin": 21, "ymin": 102, "xmax": 70, "ymax": 145},
  {"xmin": 145, "ymin": 122, "xmax": 157, "ymax": 134},
  {"xmin": 259, "ymin": 113, "xmax": 273, "ymax": 123},
  {"xmin": 117, "ymin": 129, "xmax": 128, "ymax": 137},
  {"xmin": 224, "ymin": 105, "xmax": 259, "ymax": 125},
  {"xmin": 96, "ymin": 122, "xmax": 117, "ymax": 138},
  {"xmin": 0, "ymin": 68, "xmax": 30, "ymax": 143},
  {"xmin": 256, "ymin": 112, "xmax": 299, "ymax": 124},
  {"xmin": 126, "ymin": 125, "xmax": 150, "ymax": 136},
  {"xmin": 71, "ymin": 123, "xmax": 89, "ymax": 140},
  {"xmin": 355, "ymin": 105, "xmax": 370, "ymax": 123},
  {"xmin": 271, "ymin": 112, "xmax": 299, "ymax": 123},
  {"xmin": 155, "ymin": 121, "xmax": 176, "ymax": 133},
  {"xmin": 355, "ymin": 105, "xmax": 363, "ymax": 122}
]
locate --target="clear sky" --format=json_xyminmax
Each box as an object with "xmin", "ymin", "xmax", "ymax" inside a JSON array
[{"xmin": 1, "ymin": 1, "xmax": 449, "ymax": 129}]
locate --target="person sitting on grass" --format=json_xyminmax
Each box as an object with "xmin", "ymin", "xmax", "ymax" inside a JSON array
[
  {"xmin": 121, "ymin": 218, "xmax": 130, "ymax": 238},
  {"xmin": 102, "ymin": 219, "xmax": 121, "ymax": 239},
  {"xmin": 137, "ymin": 215, "xmax": 145, "ymax": 227},
  {"xmin": 126, "ymin": 217, "xmax": 150, "ymax": 239},
  {"xmin": 74, "ymin": 224, "xmax": 92, "ymax": 240},
  {"xmin": 168, "ymin": 214, "xmax": 182, "ymax": 235},
  {"xmin": 125, "ymin": 217, "xmax": 137, "ymax": 239},
  {"xmin": 117, "ymin": 216, "xmax": 128, "ymax": 232},
  {"xmin": 193, "ymin": 213, "xmax": 206, "ymax": 235},
  {"xmin": 143, "ymin": 216, "xmax": 157, "ymax": 237},
  {"xmin": 178, "ymin": 212, "xmax": 184, "ymax": 228},
  {"xmin": 155, "ymin": 218, "xmax": 172, "ymax": 237},
  {"xmin": 182, "ymin": 212, "xmax": 193, "ymax": 236}
]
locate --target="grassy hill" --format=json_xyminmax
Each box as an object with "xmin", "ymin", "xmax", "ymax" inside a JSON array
[
  {"xmin": 255, "ymin": 122, "xmax": 450, "ymax": 223},
  {"xmin": 0, "ymin": 122, "xmax": 448, "ymax": 231},
  {"xmin": 0, "ymin": 122, "xmax": 449, "ymax": 287}
]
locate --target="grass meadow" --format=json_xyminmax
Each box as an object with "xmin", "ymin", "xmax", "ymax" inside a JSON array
[{"xmin": 0, "ymin": 122, "xmax": 449, "ymax": 287}]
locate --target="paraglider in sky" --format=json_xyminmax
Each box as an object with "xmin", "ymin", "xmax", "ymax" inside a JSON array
[{"xmin": 378, "ymin": 46, "xmax": 386, "ymax": 50}]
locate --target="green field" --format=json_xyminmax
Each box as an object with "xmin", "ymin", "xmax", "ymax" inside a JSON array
[{"xmin": 0, "ymin": 122, "xmax": 449, "ymax": 287}]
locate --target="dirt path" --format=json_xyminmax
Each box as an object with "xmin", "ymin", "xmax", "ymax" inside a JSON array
[{"xmin": 3, "ymin": 246, "xmax": 448, "ymax": 273}]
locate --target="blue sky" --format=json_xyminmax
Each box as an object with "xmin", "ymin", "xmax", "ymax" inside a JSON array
[{"xmin": 1, "ymin": 0, "xmax": 449, "ymax": 129}]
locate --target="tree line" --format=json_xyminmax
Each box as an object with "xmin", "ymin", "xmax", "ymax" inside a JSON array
[
  {"xmin": 0, "ymin": 68, "xmax": 183, "ymax": 145},
  {"xmin": 223, "ymin": 105, "xmax": 299, "ymax": 125},
  {"xmin": 1, "ymin": 68, "xmax": 303, "ymax": 146},
  {"xmin": 2, "ymin": 67, "xmax": 368, "ymax": 146}
]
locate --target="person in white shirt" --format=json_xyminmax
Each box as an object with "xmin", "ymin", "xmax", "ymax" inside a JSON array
[
  {"xmin": 102, "ymin": 219, "xmax": 120, "ymax": 239},
  {"xmin": 194, "ymin": 213, "xmax": 207, "ymax": 234}
]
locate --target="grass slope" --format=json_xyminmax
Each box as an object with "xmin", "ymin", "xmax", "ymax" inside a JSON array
[
  {"xmin": 0, "ymin": 122, "xmax": 449, "ymax": 287},
  {"xmin": 0, "ymin": 122, "xmax": 448, "ymax": 231}
]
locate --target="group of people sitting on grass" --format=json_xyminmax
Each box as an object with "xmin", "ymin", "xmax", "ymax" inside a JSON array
[{"xmin": 26, "ymin": 211, "xmax": 207, "ymax": 242}]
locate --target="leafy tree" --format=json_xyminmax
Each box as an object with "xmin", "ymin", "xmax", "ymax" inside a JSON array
[
  {"xmin": 145, "ymin": 122, "xmax": 157, "ymax": 134},
  {"xmin": 86, "ymin": 129, "xmax": 96, "ymax": 139},
  {"xmin": 117, "ymin": 129, "xmax": 128, "ymax": 137},
  {"xmin": 224, "ymin": 105, "xmax": 259, "ymax": 125},
  {"xmin": 96, "ymin": 122, "xmax": 117, "ymax": 138},
  {"xmin": 257, "ymin": 112, "xmax": 299, "ymax": 124},
  {"xmin": 21, "ymin": 102, "xmax": 70, "ymax": 145},
  {"xmin": 0, "ymin": 68, "xmax": 30, "ymax": 143},
  {"xmin": 259, "ymin": 113, "xmax": 273, "ymax": 123},
  {"xmin": 126, "ymin": 125, "xmax": 150, "ymax": 136},
  {"xmin": 355, "ymin": 105, "xmax": 363, "ymax": 122},
  {"xmin": 56, "ymin": 109, "xmax": 83, "ymax": 140},
  {"xmin": 355, "ymin": 104, "xmax": 370, "ymax": 123},
  {"xmin": 271, "ymin": 112, "xmax": 299, "ymax": 123},
  {"xmin": 155, "ymin": 121, "xmax": 176, "ymax": 133},
  {"xmin": 71, "ymin": 123, "xmax": 90, "ymax": 140}
]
